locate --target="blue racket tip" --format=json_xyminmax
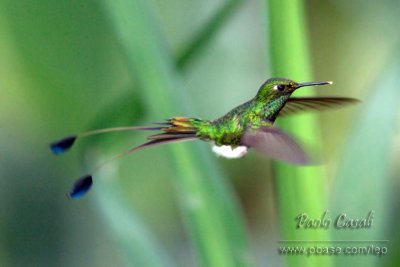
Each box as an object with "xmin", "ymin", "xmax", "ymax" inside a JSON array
[
  {"xmin": 50, "ymin": 135, "xmax": 77, "ymax": 155},
  {"xmin": 68, "ymin": 175, "xmax": 93, "ymax": 199}
]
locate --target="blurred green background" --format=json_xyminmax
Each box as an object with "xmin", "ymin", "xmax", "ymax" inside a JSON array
[{"xmin": 1, "ymin": 0, "xmax": 399, "ymax": 266}]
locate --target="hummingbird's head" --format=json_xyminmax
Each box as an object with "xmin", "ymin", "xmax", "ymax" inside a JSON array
[{"xmin": 255, "ymin": 77, "xmax": 332, "ymax": 102}]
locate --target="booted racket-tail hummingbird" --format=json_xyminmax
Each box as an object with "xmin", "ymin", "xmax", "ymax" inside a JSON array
[{"xmin": 50, "ymin": 77, "xmax": 358, "ymax": 198}]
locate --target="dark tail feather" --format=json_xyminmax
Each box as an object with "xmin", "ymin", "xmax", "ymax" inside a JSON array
[{"xmin": 147, "ymin": 132, "xmax": 197, "ymax": 140}]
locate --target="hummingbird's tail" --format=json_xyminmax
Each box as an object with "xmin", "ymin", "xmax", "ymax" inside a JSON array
[
  {"xmin": 50, "ymin": 116, "xmax": 202, "ymax": 198},
  {"xmin": 147, "ymin": 116, "xmax": 200, "ymax": 144}
]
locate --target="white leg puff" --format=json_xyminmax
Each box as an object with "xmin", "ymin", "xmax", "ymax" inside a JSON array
[{"xmin": 211, "ymin": 144, "xmax": 248, "ymax": 159}]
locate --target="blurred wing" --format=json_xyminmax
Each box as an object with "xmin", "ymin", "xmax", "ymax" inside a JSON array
[
  {"xmin": 241, "ymin": 126, "xmax": 308, "ymax": 164},
  {"xmin": 280, "ymin": 97, "xmax": 359, "ymax": 116}
]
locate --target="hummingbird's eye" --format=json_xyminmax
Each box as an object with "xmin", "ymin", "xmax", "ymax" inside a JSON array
[{"xmin": 274, "ymin": 84, "xmax": 285, "ymax": 91}]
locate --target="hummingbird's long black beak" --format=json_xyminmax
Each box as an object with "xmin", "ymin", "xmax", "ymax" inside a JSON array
[{"xmin": 296, "ymin": 81, "xmax": 333, "ymax": 89}]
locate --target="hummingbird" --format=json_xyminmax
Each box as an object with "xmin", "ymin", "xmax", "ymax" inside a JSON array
[{"xmin": 50, "ymin": 77, "xmax": 358, "ymax": 198}]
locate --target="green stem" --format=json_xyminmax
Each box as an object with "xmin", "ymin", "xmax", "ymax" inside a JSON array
[
  {"xmin": 266, "ymin": 1, "xmax": 331, "ymax": 267},
  {"xmin": 102, "ymin": 0, "xmax": 253, "ymax": 266}
]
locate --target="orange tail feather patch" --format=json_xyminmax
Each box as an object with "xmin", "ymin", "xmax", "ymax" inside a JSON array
[{"xmin": 147, "ymin": 117, "xmax": 200, "ymax": 141}]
